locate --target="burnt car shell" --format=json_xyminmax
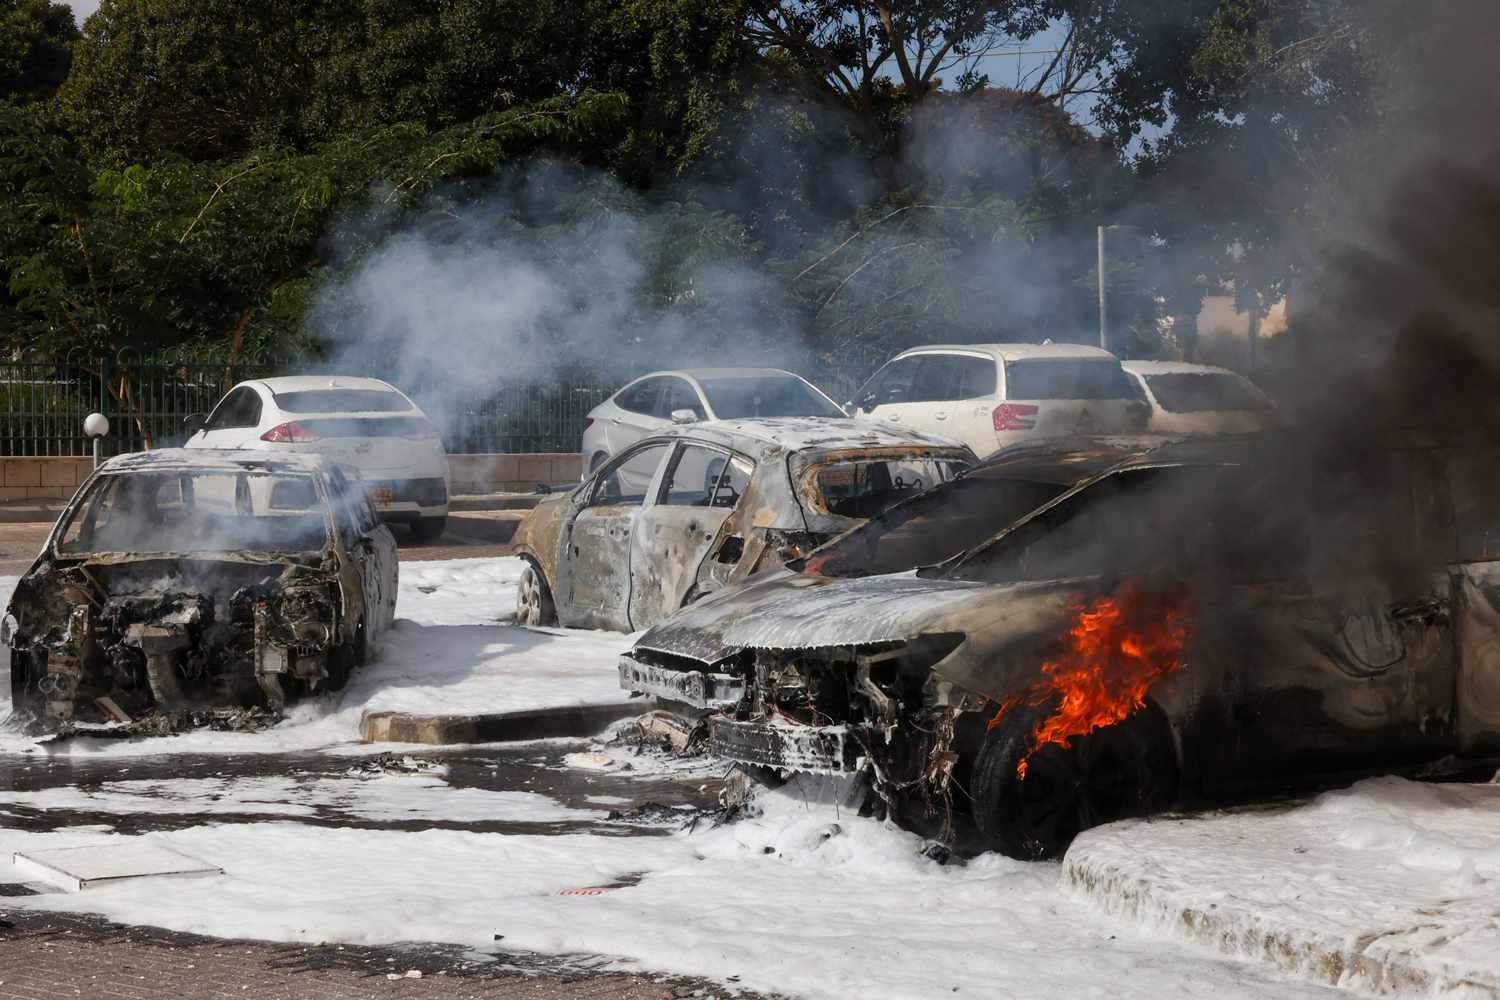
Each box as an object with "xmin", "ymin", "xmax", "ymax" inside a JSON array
[
  {"xmin": 513, "ymin": 418, "xmax": 975, "ymax": 632},
  {"xmin": 619, "ymin": 432, "xmax": 1500, "ymax": 858},
  {"xmin": 5, "ymin": 448, "xmax": 398, "ymax": 726}
]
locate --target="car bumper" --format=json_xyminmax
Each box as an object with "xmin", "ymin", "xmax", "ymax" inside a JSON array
[
  {"xmin": 707, "ymin": 716, "xmax": 861, "ymax": 773},
  {"xmin": 367, "ymin": 477, "xmax": 448, "ymax": 520},
  {"xmin": 617, "ymin": 654, "xmax": 745, "ymax": 710}
]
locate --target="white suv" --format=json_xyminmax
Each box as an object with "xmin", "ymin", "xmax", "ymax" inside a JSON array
[
  {"xmin": 182, "ymin": 376, "xmax": 450, "ymax": 541},
  {"xmin": 847, "ymin": 344, "xmax": 1148, "ymax": 458}
]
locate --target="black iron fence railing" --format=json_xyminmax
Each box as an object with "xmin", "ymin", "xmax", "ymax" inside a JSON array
[{"xmin": 0, "ymin": 351, "xmax": 887, "ymax": 457}]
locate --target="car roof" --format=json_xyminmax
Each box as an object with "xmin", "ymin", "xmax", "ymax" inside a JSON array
[
  {"xmin": 246, "ymin": 375, "xmax": 401, "ymax": 394},
  {"xmin": 643, "ymin": 417, "xmax": 971, "ymax": 458},
  {"xmin": 894, "ymin": 342, "xmax": 1118, "ymax": 363},
  {"xmin": 98, "ymin": 448, "xmax": 335, "ymax": 475},
  {"xmin": 627, "ymin": 368, "xmax": 804, "ymax": 383},
  {"xmin": 1120, "ymin": 360, "xmax": 1245, "ymax": 377}
]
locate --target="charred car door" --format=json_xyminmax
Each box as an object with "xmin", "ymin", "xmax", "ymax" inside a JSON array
[
  {"xmin": 627, "ymin": 442, "xmax": 753, "ymax": 628},
  {"xmin": 1199, "ymin": 451, "xmax": 1458, "ymax": 785},
  {"xmin": 557, "ymin": 441, "xmax": 671, "ymax": 630}
]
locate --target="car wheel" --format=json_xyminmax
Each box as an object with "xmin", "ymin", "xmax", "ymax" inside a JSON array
[
  {"xmin": 410, "ymin": 517, "xmax": 446, "ymax": 544},
  {"xmin": 970, "ymin": 700, "xmax": 1177, "ymax": 860},
  {"xmin": 516, "ymin": 562, "xmax": 557, "ymax": 626}
]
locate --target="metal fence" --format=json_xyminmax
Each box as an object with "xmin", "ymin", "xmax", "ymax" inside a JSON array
[
  {"xmin": 0, "ymin": 351, "xmax": 888, "ymax": 458},
  {"xmin": 0, "ymin": 353, "xmax": 279, "ymax": 457}
]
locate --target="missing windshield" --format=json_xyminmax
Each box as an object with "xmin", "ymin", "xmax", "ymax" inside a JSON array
[{"xmin": 57, "ymin": 471, "xmax": 331, "ymax": 555}]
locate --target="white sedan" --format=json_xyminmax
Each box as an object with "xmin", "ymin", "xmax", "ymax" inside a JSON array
[
  {"xmin": 183, "ymin": 375, "xmax": 451, "ymax": 541},
  {"xmin": 580, "ymin": 368, "xmax": 843, "ymax": 476},
  {"xmin": 1120, "ymin": 361, "xmax": 1276, "ymax": 434}
]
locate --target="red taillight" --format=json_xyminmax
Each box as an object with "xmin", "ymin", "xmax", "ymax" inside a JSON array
[
  {"xmin": 260, "ymin": 421, "xmax": 320, "ymax": 443},
  {"xmin": 401, "ymin": 416, "xmax": 438, "ymax": 440},
  {"xmin": 993, "ymin": 403, "xmax": 1039, "ymax": 432},
  {"xmin": 582, "ymin": 417, "xmax": 594, "ymax": 433}
]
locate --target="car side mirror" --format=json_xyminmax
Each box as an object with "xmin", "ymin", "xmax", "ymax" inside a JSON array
[
  {"xmin": 842, "ymin": 401, "xmax": 858, "ymax": 417},
  {"xmin": 182, "ymin": 413, "xmax": 206, "ymax": 436},
  {"xmin": 670, "ymin": 408, "xmax": 698, "ymax": 425}
]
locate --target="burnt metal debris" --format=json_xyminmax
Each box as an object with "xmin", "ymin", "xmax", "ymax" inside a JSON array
[
  {"xmin": 620, "ymin": 432, "xmax": 1500, "ymax": 859},
  {"xmin": 7, "ymin": 448, "xmax": 398, "ymax": 731}
]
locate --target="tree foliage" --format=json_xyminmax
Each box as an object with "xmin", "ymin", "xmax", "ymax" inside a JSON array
[{"xmin": 0, "ymin": 0, "xmax": 77, "ymax": 104}]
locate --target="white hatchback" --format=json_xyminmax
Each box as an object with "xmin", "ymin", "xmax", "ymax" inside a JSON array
[
  {"xmin": 847, "ymin": 344, "xmax": 1148, "ymax": 458},
  {"xmin": 1121, "ymin": 361, "xmax": 1276, "ymax": 434},
  {"xmin": 580, "ymin": 368, "xmax": 843, "ymax": 476},
  {"xmin": 183, "ymin": 376, "xmax": 450, "ymax": 541}
]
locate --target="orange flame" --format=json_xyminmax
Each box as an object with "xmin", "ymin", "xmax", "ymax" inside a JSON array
[{"xmin": 988, "ymin": 583, "xmax": 1189, "ymax": 779}]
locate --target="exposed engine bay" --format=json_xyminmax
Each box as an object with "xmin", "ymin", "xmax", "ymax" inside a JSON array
[{"xmin": 7, "ymin": 557, "xmax": 353, "ymax": 727}]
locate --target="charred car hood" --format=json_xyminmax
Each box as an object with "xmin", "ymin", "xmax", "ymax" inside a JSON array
[{"xmin": 633, "ymin": 569, "xmax": 1087, "ymax": 701}]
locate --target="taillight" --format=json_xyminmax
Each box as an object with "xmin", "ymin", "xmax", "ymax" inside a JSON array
[
  {"xmin": 993, "ymin": 403, "xmax": 1039, "ymax": 432},
  {"xmin": 260, "ymin": 421, "xmax": 320, "ymax": 443},
  {"xmin": 401, "ymin": 416, "xmax": 438, "ymax": 440},
  {"xmin": 582, "ymin": 417, "xmax": 594, "ymax": 433}
]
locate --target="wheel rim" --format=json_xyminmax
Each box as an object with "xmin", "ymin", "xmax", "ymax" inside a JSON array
[
  {"xmin": 1016, "ymin": 727, "xmax": 1146, "ymax": 852},
  {"xmin": 518, "ymin": 568, "xmax": 539, "ymax": 624}
]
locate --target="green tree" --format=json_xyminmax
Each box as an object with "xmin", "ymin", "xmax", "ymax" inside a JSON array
[{"xmin": 0, "ymin": 0, "xmax": 78, "ymax": 104}]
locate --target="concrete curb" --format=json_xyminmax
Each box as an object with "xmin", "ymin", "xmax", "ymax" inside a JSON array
[
  {"xmin": 359, "ymin": 701, "xmax": 651, "ymax": 745},
  {"xmin": 449, "ymin": 492, "xmax": 553, "ymax": 512},
  {"xmin": 1062, "ymin": 839, "xmax": 1487, "ymax": 996}
]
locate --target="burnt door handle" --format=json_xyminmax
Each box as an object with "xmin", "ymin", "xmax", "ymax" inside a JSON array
[{"xmin": 1389, "ymin": 598, "xmax": 1446, "ymax": 625}]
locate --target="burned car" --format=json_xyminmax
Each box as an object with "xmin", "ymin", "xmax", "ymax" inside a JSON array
[
  {"xmin": 5, "ymin": 449, "xmax": 398, "ymax": 727},
  {"xmin": 512, "ymin": 418, "xmax": 974, "ymax": 631},
  {"xmin": 619, "ymin": 433, "xmax": 1500, "ymax": 859}
]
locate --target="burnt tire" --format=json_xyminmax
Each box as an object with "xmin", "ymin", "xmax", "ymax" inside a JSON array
[
  {"xmin": 410, "ymin": 517, "xmax": 446, "ymax": 544},
  {"xmin": 970, "ymin": 701, "xmax": 1177, "ymax": 861},
  {"xmin": 8, "ymin": 648, "xmax": 42, "ymax": 713},
  {"xmin": 516, "ymin": 562, "xmax": 557, "ymax": 626},
  {"xmin": 325, "ymin": 621, "xmax": 367, "ymax": 693}
]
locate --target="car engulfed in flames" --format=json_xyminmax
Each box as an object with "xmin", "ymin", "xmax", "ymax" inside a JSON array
[
  {"xmin": 622, "ymin": 433, "xmax": 1500, "ymax": 859},
  {"xmin": 5, "ymin": 449, "xmax": 398, "ymax": 731}
]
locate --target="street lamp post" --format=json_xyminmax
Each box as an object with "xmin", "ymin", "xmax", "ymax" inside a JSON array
[
  {"xmin": 1096, "ymin": 224, "xmax": 1145, "ymax": 353},
  {"xmin": 1097, "ymin": 226, "xmax": 1107, "ymax": 350},
  {"xmin": 83, "ymin": 412, "xmax": 110, "ymax": 469}
]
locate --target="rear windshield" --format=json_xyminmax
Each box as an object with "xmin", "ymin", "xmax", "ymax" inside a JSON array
[
  {"xmin": 290, "ymin": 416, "xmax": 432, "ymax": 438},
  {"xmin": 811, "ymin": 456, "xmax": 970, "ymax": 519},
  {"xmin": 1005, "ymin": 359, "xmax": 1138, "ymax": 401},
  {"xmin": 272, "ymin": 389, "xmax": 412, "ymax": 413},
  {"xmin": 802, "ymin": 473, "xmax": 1067, "ymax": 578},
  {"xmin": 699, "ymin": 376, "xmax": 842, "ymax": 419},
  {"xmin": 57, "ymin": 471, "xmax": 330, "ymax": 555},
  {"xmin": 1144, "ymin": 373, "xmax": 1269, "ymax": 414}
]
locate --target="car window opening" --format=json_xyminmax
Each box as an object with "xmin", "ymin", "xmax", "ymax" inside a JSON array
[
  {"xmin": 271, "ymin": 389, "xmax": 412, "ymax": 413},
  {"xmin": 58, "ymin": 471, "xmax": 331, "ymax": 555},
  {"xmin": 1005, "ymin": 359, "xmax": 1138, "ymax": 401}
]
